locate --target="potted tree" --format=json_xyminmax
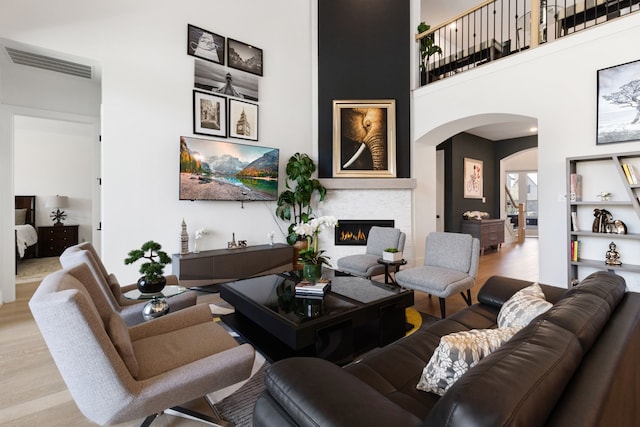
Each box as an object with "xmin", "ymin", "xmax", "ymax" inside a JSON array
[
  {"xmin": 276, "ymin": 152, "xmax": 328, "ymax": 259},
  {"xmin": 124, "ymin": 240, "xmax": 172, "ymax": 293},
  {"xmin": 418, "ymin": 21, "xmax": 442, "ymax": 85}
]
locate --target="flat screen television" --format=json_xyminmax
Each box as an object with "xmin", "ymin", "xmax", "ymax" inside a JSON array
[{"xmin": 180, "ymin": 135, "xmax": 279, "ymax": 201}]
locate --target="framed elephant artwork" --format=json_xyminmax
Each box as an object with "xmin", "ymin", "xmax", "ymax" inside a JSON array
[{"xmin": 332, "ymin": 99, "xmax": 397, "ymax": 178}]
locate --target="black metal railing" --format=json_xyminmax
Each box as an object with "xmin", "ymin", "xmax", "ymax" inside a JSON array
[{"xmin": 418, "ymin": 0, "xmax": 640, "ymax": 85}]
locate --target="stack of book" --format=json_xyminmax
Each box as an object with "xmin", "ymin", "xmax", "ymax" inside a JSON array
[
  {"xmin": 622, "ymin": 164, "xmax": 639, "ymax": 185},
  {"xmin": 295, "ymin": 279, "xmax": 330, "ymax": 297}
]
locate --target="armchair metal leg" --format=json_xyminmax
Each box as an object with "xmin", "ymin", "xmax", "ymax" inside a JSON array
[
  {"xmin": 460, "ymin": 290, "xmax": 472, "ymax": 306},
  {"xmin": 141, "ymin": 414, "xmax": 159, "ymax": 427},
  {"xmin": 165, "ymin": 405, "xmax": 234, "ymax": 426},
  {"xmin": 439, "ymin": 297, "xmax": 446, "ymax": 319}
]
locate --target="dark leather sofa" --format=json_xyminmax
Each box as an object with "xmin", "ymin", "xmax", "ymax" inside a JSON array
[{"xmin": 253, "ymin": 271, "xmax": 640, "ymax": 426}]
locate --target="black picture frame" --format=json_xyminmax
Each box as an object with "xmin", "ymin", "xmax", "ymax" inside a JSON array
[
  {"xmin": 187, "ymin": 24, "xmax": 225, "ymax": 65},
  {"xmin": 193, "ymin": 90, "xmax": 227, "ymax": 137},
  {"xmin": 228, "ymin": 99, "xmax": 258, "ymax": 141},
  {"xmin": 597, "ymin": 58, "xmax": 640, "ymax": 145},
  {"xmin": 227, "ymin": 38, "xmax": 263, "ymax": 76}
]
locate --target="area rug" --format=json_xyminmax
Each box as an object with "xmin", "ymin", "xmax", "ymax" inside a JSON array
[
  {"xmin": 15, "ymin": 257, "xmax": 62, "ymax": 284},
  {"xmin": 207, "ymin": 352, "xmax": 268, "ymax": 427}
]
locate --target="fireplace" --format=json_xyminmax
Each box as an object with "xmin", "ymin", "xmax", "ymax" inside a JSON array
[{"xmin": 335, "ymin": 219, "xmax": 395, "ymax": 246}]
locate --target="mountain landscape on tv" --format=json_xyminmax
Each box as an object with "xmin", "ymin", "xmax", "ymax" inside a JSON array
[{"xmin": 180, "ymin": 136, "xmax": 279, "ymax": 201}]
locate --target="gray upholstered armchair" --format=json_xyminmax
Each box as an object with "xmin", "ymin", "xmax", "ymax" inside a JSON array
[
  {"xmin": 60, "ymin": 242, "xmax": 197, "ymax": 326},
  {"xmin": 29, "ymin": 264, "xmax": 255, "ymax": 426},
  {"xmin": 395, "ymin": 232, "xmax": 480, "ymax": 318},
  {"xmin": 336, "ymin": 226, "xmax": 406, "ymax": 279}
]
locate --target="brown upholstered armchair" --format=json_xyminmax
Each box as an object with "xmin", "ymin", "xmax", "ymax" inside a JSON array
[
  {"xmin": 60, "ymin": 242, "xmax": 197, "ymax": 325},
  {"xmin": 29, "ymin": 264, "xmax": 255, "ymax": 426}
]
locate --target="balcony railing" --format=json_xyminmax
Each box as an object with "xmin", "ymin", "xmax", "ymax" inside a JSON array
[{"xmin": 417, "ymin": 0, "xmax": 640, "ymax": 85}]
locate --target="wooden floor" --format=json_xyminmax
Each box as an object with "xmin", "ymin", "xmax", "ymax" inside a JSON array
[{"xmin": 0, "ymin": 238, "xmax": 538, "ymax": 426}]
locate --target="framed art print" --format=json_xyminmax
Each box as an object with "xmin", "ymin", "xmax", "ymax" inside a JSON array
[
  {"xmin": 229, "ymin": 98, "xmax": 258, "ymax": 141},
  {"xmin": 187, "ymin": 24, "xmax": 225, "ymax": 65},
  {"xmin": 227, "ymin": 38, "xmax": 263, "ymax": 76},
  {"xmin": 332, "ymin": 99, "xmax": 396, "ymax": 178},
  {"xmin": 193, "ymin": 90, "xmax": 227, "ymax": 137},
  {"xmin": 463, "ymin": 157, "xmax": 483, "ymax": 199},
  {"xmin": 597, "ymin": 58, "xmax": 640, "ymax": 145}
]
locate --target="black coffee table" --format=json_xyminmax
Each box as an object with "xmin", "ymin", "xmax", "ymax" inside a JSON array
[{"xmin": 220, "ymin": 273, "xmax": 414, "ymax": 364}]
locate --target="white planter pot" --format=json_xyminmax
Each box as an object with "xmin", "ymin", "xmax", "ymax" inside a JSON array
[{"xmin": 382, "ymin": 251, "xmax": 403, "ymax": 262}]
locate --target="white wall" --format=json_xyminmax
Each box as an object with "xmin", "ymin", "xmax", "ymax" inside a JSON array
[
  {"xmin": 0, "ymin": 0, "xmax": 315, "ymax": 294},
  {"xmin": 413, "ymin": 14, "xmax": 640, "ymax": 290},
  {"xmin": 14, "ymin": 116, "xmax": 95, "ymax": 243}
]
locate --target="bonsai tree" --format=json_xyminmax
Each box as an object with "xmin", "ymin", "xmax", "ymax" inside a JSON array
[
  {"xmin": 418, "ymin": 21, "xmax": 442, "ymax": 80},
  {"xmin": 276, "ymin": 153, "xmax": 327, "ymax": 244},
  {"xmin": 124, "ymin": 240, "xmax": 171, "ymax": 285}
]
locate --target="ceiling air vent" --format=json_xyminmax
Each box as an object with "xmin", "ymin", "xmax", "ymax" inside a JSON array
[{"xmin": 5, "ymin": 46, "xmax": 93, "ymax": 79}]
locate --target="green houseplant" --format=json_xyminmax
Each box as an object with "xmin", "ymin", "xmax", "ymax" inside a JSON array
[
  {"xmin": 418, "ymin": 21, "xmax": 442, "ymax": 84},
  {"xmin": 276, "ymin": 153, "xmax": 327, "ymax": 244},
  {"xmin": 124, "ymin": 240, "xmax": 172, "ymax": 293},
  {"xmin": 383, "ymin": 247, "xmax": 403, "ymax": 262}
]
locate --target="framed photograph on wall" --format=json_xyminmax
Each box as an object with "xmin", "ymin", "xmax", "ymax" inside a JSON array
[
  {"xmin": 187, "ymin": 24, "xmax": 225, "ymax": 65},
  {"xmin": 229, "ymin": 98, "xmax": 258, "ymax": 141},
  {"xmin": 332, "ymin": 99, "xmax": 396, "ymax": 178},
  {"xmin": 597, "ymin": 58, "xmax": 640, "ymax": 145},
  {"xmin": 193, "ymin": 90, "xmax": 227, "ymax": 137},
  {"xmin": 227, "ymin": 38, "xmax": 263, "ymax": 76},
  {"xmin": 463, "ymin": 157, "xmax": 483, "ymax": 199}
]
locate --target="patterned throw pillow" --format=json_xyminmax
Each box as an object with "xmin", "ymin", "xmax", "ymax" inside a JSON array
[
  {"xmin": 417, "ymin": 327, "xmax": 521, "ymax": 396},
  {"xmin": 497, "ymin": 283, "xmax": 553, "ymax": 329}
]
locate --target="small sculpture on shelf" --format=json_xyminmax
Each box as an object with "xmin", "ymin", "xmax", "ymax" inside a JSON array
[
  {"xmin": 596, "ymin": 192, "xmax": 611, "ymax": 201},
  {"xmin": 228, "ymin": 232, "xmax": 238, "ymax": 249},
  {"xmin": 605, "ymin": 241, "xmax": 622, "ymax": 266},
  {"xmin": 592, "ymin": 208, "xmax": 627, "ymax": 234},
  {"xmin": 180, "ymin": 219, "xmax": 189, "ymax": 255}
]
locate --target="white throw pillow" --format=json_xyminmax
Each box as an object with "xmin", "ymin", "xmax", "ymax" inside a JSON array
[
  {"xmin": 417, "ymin": 327, "xmax": 521, "ymax": 396},
  {"xmin": 497, "ymin": 283, "xmax": 552, "ymax": 329}
]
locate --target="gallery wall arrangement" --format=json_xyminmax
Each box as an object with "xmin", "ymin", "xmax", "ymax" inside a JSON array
[
  {"xmin": 188, "ymin": 23, "xmax": 262, "ymax": 141},
  {"xmin": 185, "ymin": 24, "xmax": 269, "ymax": 203}
]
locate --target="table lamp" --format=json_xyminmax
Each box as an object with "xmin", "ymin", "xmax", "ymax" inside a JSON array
[{"xmin": 46, "ymin": 195, "xmax": 69, "ymax": 226}]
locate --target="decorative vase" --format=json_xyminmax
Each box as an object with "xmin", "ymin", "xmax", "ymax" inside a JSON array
[
  {"xmin": 136, "ymin": 276, "xmax": 166, "ymax": 294},
  {"xmin": 303, "ymin": 263, "xmax": 322, "ymax": 283},
  {"xmin": 293, "ymin": 239, "xmax": 308, "ymax": 270}
]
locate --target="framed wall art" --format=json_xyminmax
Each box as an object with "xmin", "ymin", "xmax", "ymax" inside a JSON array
[
  {"xmin": 229, "ymin": 99, "xmax": 258, "ymax": 141},
  {"xmin": 597, "ymin": 58, "xmax": 640, "ymax": 145},
  {"xmin": 193, "ymin": 90, "xmax": 227, "ymax": 137},
  {"xmin": 227, "ymin": 38, "xmax": 263, "ymax": 76},
  {"xmin": 463, "ymin": 157, "xmax": 483, "ymax": 199},
  {"xmin": 332, "ymin": 99, "xmax": 396, "ymax": 178},
  {"xmin": 187, "ymin": 24, "xmax": 225, "ymax": 65}
]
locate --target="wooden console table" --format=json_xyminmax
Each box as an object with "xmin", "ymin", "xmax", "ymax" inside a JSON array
[
  {"xmin": 171, "ymin": 243, "xmax": 294, "ymax": 287},
  {"xmin": 460, "ymin": 219, "xmax": 505, "ymax": 255}
]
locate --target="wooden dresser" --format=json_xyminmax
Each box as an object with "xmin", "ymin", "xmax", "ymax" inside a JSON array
[
  {"xmin": 38, "ymin": 225, "xmax": 79, "ymax": 257},
  {"xmin": 460, "ymin": 219, "xmax": 505, "ymax": 255}
]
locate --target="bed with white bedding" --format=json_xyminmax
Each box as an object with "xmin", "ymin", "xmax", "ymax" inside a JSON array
[{"xmin": 15, "ymin": 195, "xmax": 38, "ymax": 271}]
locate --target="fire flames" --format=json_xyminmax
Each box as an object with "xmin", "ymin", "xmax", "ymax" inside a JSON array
[{"xmin": 340, "ymin": 229, "xmax": 367, "ymax": 242}]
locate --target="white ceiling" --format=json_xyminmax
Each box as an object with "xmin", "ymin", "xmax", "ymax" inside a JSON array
[{"xmin": 420, "ymin": 0, "xmax": 538, "ymax": 141}]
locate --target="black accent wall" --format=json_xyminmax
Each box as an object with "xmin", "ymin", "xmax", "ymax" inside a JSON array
[
  {"xmin": 317, "ymin": 0, "xmax": 411, "ymax": 178},
  {"xmin": 438, "ymin": 134, "xmax": 537, "ymax": 232}
]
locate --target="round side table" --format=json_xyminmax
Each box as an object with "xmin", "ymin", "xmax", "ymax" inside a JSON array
[
  {"xmin": 376, "ymin": 258, "xmax": 407, "ymax": 285},
  {"xmin": 123, "ymin": 285, "xmax": 188, "ymax": 321}
]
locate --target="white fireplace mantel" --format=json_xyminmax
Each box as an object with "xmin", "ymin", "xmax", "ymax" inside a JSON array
[{"xmin": 319, "ymin": 178, "xmax": 416, "ymax": 190}]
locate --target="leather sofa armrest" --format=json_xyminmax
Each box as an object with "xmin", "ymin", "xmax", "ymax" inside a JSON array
[
  {"xmin": 478, "ymin": 276, "xmax": 566, "ymax": 308},
  {"xmin": 264, "ymin": 357, "xmax": 422, "ymax": 427}
]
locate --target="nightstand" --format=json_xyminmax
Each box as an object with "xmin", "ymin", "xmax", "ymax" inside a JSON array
[{"xmin": 38, "ymin": 225, "xmax": 79, "ymax": 257}]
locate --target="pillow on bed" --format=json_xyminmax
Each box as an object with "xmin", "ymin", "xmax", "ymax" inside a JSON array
[{"xmin": 15, "ymin": 209, "xmax": 27, "ymax": 225}]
